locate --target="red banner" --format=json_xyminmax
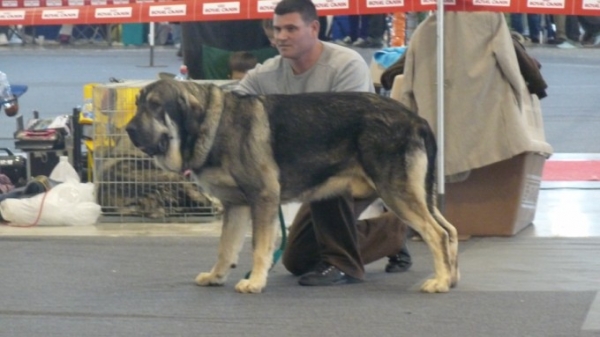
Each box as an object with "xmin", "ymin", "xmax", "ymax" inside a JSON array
[{"xmin": 0, "ymin": 0, "xmax": 599, "ymax": 25}]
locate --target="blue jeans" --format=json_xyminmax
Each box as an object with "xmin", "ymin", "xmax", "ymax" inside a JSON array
[
  {"xmin": 330, "ymin": 16, "xmax": 350, "ymax": 41},
  {"xmin": 511, "ymin": 13, "xmax": 541, "ymax": 41}
]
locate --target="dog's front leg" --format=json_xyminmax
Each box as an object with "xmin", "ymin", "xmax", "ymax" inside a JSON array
[
  {"xmin": 234, "ymin": 199, "xmax": 279, "ymax": 294},
  {"xmin": 196, "ymin": 205, "xmax": 250, "ymax": 287}
]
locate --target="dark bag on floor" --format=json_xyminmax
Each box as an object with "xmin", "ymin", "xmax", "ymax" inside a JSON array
[{"xmin": 0, "ymin": 148, "xmax": 27, "ymax": 187}]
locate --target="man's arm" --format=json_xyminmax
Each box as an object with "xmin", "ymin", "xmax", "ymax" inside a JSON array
[
  {"xmin": 331, "ymin": 58, "xmax": 375, "ymax": 93},
  {"xmin": 235, "ymin": 66, "xmax": 261, "ymax": 95}
]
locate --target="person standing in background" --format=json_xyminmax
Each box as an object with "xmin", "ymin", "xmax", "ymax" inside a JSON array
[
  {"xmin": 352, "ymin": 14, "xmax": 387, "ymax": 48},
  {"xmin": 0, "ymin": 26, "xmax": 10, "ymax": 46},
  {"xmin": 510, "ymin": 13, "xmax": 542, "ymax": 43}
]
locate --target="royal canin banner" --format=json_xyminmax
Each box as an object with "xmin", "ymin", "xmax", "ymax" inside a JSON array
[{"xmin": 0, "ymin": 0, "xmax": 598, "ymax": 25}]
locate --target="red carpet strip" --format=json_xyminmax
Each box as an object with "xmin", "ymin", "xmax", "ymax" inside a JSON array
[{"xmin": 542, "ymin": 160, "xmax": 600, "ymax": 181}]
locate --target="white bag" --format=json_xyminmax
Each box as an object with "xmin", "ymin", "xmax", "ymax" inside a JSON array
[
  {"xmin": 0, "ymin": 182, "xmax": 101, "ymax": 226},
  {"xmin": 49, "ymin": 156, "xmax": 80, "ymax": 183}
]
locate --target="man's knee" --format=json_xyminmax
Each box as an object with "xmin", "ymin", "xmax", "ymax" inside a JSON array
[{"xmin": 282, "ymin": 249, "xmax": 309, "ymax": 276}]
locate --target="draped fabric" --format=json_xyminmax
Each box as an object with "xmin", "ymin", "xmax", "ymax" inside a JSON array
[{"xmin": 181, "ymin": 20, "xmax": 275, "ymax": 79}]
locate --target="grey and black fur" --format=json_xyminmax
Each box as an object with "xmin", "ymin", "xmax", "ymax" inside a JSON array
[{"xmin": 126, "ymin": 79, "xmax": 459, "ymax": 294}]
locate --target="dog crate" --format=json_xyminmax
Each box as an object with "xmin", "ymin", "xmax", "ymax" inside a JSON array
[{"xmin": 90, "ymin": 81, "xmax": 222, "ymax": 223}]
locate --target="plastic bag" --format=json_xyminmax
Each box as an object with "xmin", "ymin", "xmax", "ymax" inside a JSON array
[
  {"xmin": 49, "ymin": 156, "xmax": 80, "ymax": 183},
  {"xmin": 0, "ymin": 182, "xmax": 101, "ymax": 226}
]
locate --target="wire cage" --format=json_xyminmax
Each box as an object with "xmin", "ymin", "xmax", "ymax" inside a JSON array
[{"xmin": 90, "ymin": 81, "xmax": 222, "ymax": 223}]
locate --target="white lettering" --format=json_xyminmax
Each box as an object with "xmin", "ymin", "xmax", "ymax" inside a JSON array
[
  {"xmin": 257, "ymin": 0, "xmax": 279, "ymax": 12},
  {"xmin": 314, "ymin": 2, "xmax": 348, "ymax": 9},
  {"xmin": 367, "ymin": 0, "xmax": 403, "ymax": 7},
  {"xmin": 24, "ymin": 0, "xmax": 40, "ymax": 6},
  {"xmin": 46, "ymin": 0, "xmax": 63, "ymax": 6},
  {"xmin": 41, "ymin": 9, "xmax": 79, "ymax": 19},
  {"xmin": 95, "ymin": 7, "xmax": 132, "ymax": 18},
  {"xmin": 528, "ymin": 0, "xmax": 564, "ymax": 7},
  {"xmin": 1, "ymin": 1, "xmax": 18, "ymax": 7},
  {"xmin": 419, "ymin": 0, "xmax": 455, "ymax": 4},
  {"xmin": 202, "ymin": 2, "xmax": 241, "ymax": 15},
  {"xmin": 0, "ymin": 10, "xmax": 25, "ymax": 20},
  {"xmin": 312, "ymin": 0, "xmax": 349, "ymax": 9},
  {"xmin": 582, "ymin": 0, "xmax": 600, "ymax": 9},
  {"xmin": 149, "ymin": 4, "xmax": 187, "ymax": 17},
  {"xmin": 473, "ymin": 0, "xmax": 511, "ymax": 6}
]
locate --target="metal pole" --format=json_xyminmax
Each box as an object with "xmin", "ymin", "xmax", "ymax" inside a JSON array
[
  {"xmin": 137, "ymin": 22, "xmax": 166, "ymax": 68},
  {"xmin": 149, "ymin": 22, "xmax": 155, "ymax": 67},
  {"xmin": 436, "ymin": 3, "xmax": 446, "ymax": 211}
]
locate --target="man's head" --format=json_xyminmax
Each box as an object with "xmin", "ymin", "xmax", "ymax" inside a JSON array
[{"xmin": 272, "ymin": 0, "xmax": 320, "ymax": 60}]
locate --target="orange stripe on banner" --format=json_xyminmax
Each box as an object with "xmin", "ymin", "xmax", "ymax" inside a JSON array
[
  {"xmin": 542, "ymin": 161, "xmax": 600, "ymax": 182},
  {"xmin": 0, "ymin": 0, "xmax": 599, "ymax": 25}
]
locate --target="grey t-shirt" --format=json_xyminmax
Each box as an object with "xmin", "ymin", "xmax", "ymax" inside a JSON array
[{"xmin": 236, "ymin": 41, "xmax": 374, "ymax": 95}]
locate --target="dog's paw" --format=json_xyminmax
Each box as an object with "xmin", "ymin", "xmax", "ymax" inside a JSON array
[
  {"xmin": 420, "ymin": 278, "xmax": 450, "ymax": 293},
  {"xmin": 234, "ymin": 279, "xmax": 265, "ymax": 294},
  {"xmin": 451, "ymin": 268, "xmax": 461, "ymax": 288},
  {"xmin": 195, "ymin": 272, "xmax": 225, "ymax": 286}
]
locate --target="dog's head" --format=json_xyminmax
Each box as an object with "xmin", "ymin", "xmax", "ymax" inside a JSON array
[{"xmin": 126, "ymin": 79, "xmax": 224, "ymax": 173}]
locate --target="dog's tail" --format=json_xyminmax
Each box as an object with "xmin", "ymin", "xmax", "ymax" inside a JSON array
[{"xmin": 418, "ymin": 120, "xmax": 438, "ymax": 213}]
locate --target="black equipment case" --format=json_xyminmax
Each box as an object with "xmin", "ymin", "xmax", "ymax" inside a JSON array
[{"xmin": 0, "ymin": 148, "xmax": 27, "ymax": 187}]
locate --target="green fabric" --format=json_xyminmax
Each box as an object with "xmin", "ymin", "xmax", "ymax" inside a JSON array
[{"xmin": 201, "ymin": 45, "xmax": 279, "ymax": 80}]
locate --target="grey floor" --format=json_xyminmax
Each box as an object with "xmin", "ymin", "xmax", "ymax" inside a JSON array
[{"xmin": 1, "ymin": 43, "xmax": 600, "ymax": 337}]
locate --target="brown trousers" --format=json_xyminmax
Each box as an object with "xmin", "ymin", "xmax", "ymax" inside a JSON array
[{"xmin": 282, "ymin": 193, "xmax": 408, "ymax": 280}]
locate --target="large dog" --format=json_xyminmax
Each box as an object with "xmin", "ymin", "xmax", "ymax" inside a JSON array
[{"xmin": 126, "ymin": 79, "xmax": 459, "ymax": 294}]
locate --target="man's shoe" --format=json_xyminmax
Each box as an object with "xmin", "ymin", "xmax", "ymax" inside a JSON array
[
  {"xmin": 333, "ymin": 36, "xmax": 353, "ymax": 46},
  {"xmin": 385, "ymin": 246, "xmax": 413, "ymax": 273},
  {"xmin": 0, "ymin": 33, "xmax": 8, "ymax": 46},
  {"xmin": 547, "ymin": 37, "xmax": 566, "ymax": 45},
  {"xmin": 354, "ymin": 37, "xmax": 384, "ymax": 49},
  {"xmin": 366, "ymin": 37, "xmax": 384, "ymax": 48},
  {"xmin": 581, "ymin": 34, "xmax": 600, "ymax": 47},
  {"xmin": 298, "ymin": 262, "xmax": 361, "ymax": 286},
  {"xmin": 352, "ymin": 37, "xmax": 367, "ymax": 47}
]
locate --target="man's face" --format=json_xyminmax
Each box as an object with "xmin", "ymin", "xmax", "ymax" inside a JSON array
[{"xmin": 273, "ymin": 12, "xmax": 319, "ymax": 60}]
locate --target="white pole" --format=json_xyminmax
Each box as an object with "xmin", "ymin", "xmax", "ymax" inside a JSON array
[
  {"xmin": 436, "ymin": 5, "xmax": 445, "ymax": 210},
  {"xmin": 137, "ymin": 22, "xmax": 166, "ymax": 68},
  {"xmin": 149, "ymin": 22, "xmax": 155, "ymax": 67}
]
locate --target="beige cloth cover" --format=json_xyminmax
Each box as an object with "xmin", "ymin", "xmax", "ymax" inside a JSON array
[{"xmin": 392, "ymin": 12, "xmax": 553, "ymax": 177}]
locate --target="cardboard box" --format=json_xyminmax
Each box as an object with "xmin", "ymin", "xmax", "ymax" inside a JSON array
[
  {"xmin": 444, "ymin": 152, "xmax": 546, "ymax": 237},
  {"xmin": 388, "ymin": 74, "xmax": 552, "ymax": 237}
]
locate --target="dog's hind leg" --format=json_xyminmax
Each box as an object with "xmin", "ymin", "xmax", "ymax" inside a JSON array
[
  {"xmin": 375, "ymin": 152, "xmax": 453, "ymax": 293},
  {"xmin": 432, "ymin": 208, "xmax": 460, "ymax": 287},
  {"xmin": 196, "ymin": 205, "xmax": 250, "ymax": 287},
  {"xmin": 381, "ymin": 190, "xmax": 453, "ymax": 293}
]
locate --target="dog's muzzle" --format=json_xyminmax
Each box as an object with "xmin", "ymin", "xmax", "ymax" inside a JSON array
[{"xmin": 126, "ymin": 124, "xmax": 170, "ymax": 157}]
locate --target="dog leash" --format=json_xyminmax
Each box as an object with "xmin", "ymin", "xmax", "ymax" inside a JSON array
[{"xmin": 245, "ymin": 205, "xmax": 287, "ymax": 279}]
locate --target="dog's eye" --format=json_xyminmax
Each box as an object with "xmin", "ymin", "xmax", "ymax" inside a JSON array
[{"xmin": 147, "ymin": 100, "xmax": 161, "ymax": 110}]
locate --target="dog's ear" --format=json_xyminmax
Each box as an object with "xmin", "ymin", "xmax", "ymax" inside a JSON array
[
  {"xmin": 180, "ymin": 84, "xmax": 224, "ymax": 169},
  {"xmin": 178, "ymin": 87, "xmax": 203, "ymax": 119}
]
